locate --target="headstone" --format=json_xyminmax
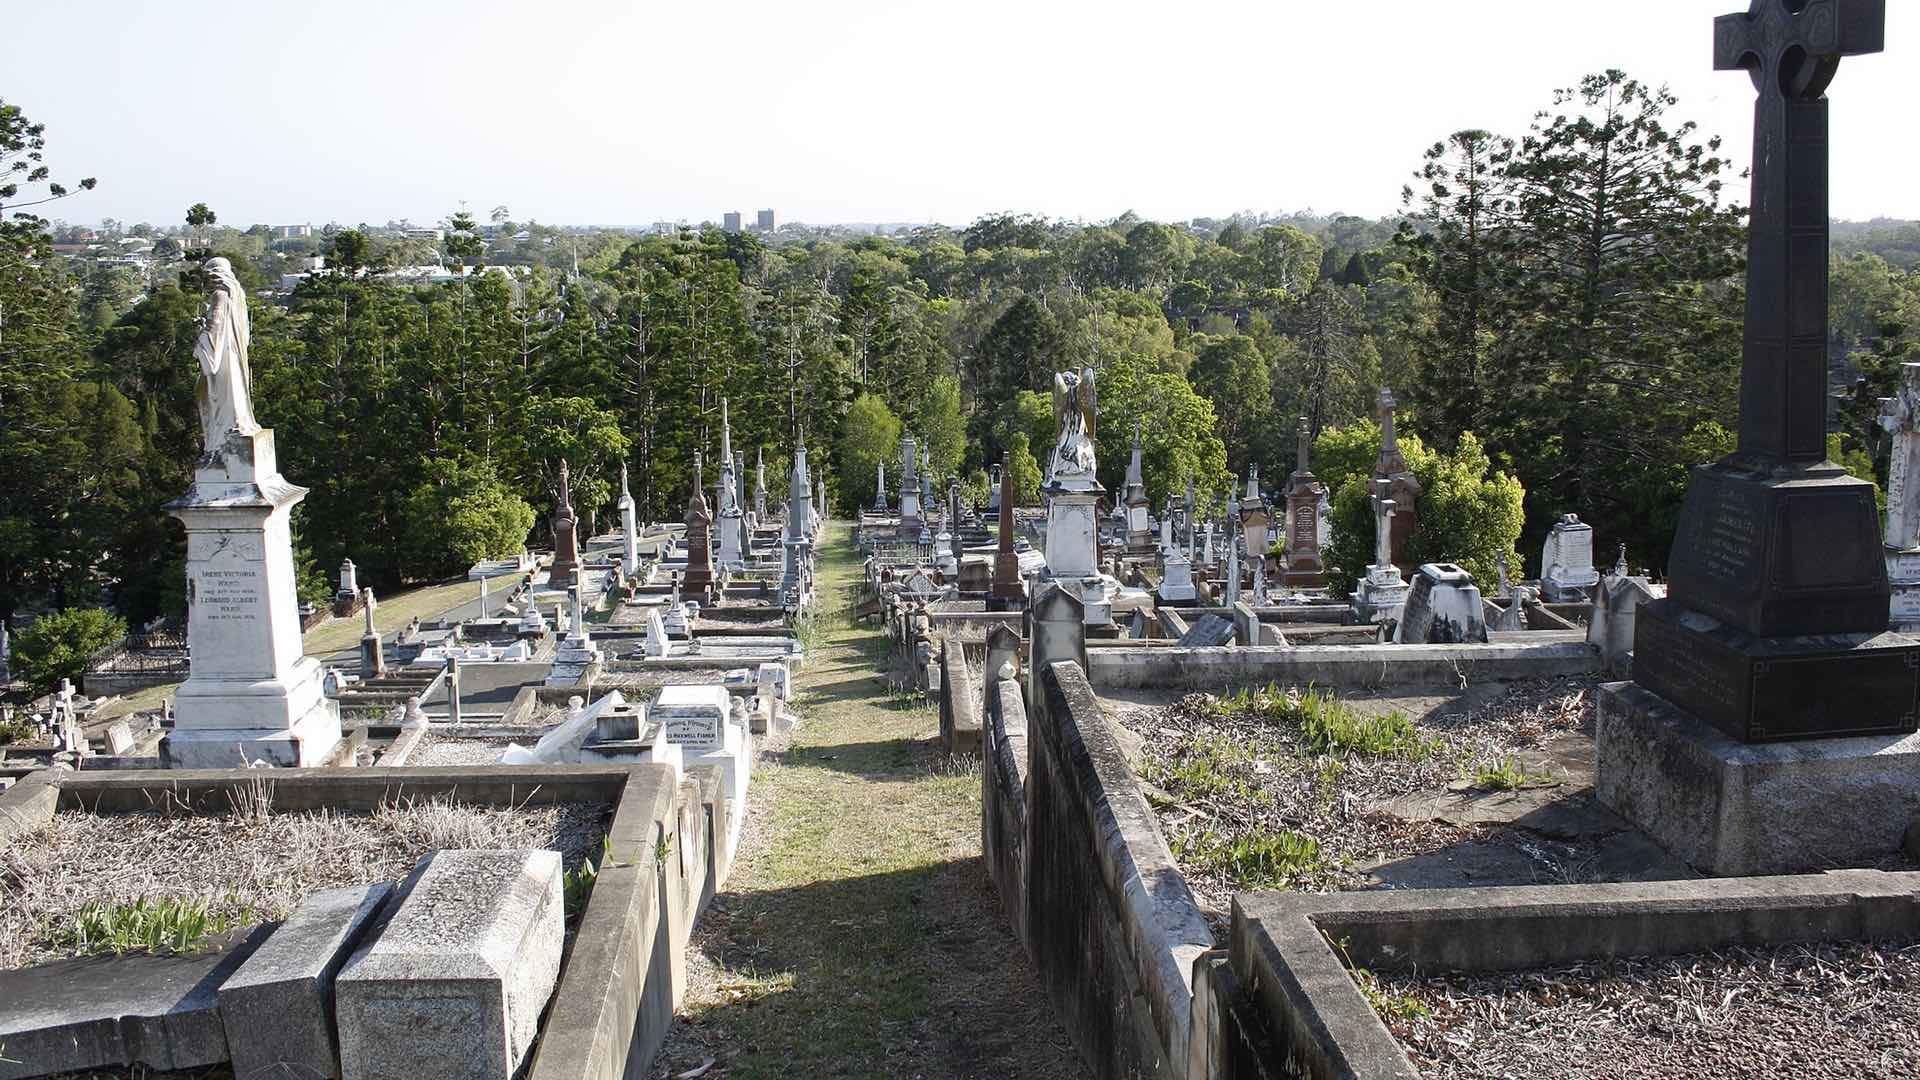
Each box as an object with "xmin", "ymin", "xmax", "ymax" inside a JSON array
[
  {"xmin": 164, "ymin": 259, "xmax": 341, "ymax": 768},
  {"xmin": 644, "ymin": 607, "xmax": 671, "ymax": 657},
  {"xmin": 1239, "ymin": 464, "xmax": 1270, "ymax": 573},
  {"xmin": 873, "ymin": 461, "xmax": 888, "ymax": 512},
  {"xmin": 336, "ymin": 558, "xmax": 359, "ymax": 605},
  {"xmin": 779, "ymin": 436, "xmax": 814, "ymax": 608},
  {"xmin": 1492, "ymin": 582, "xmax": 1534, "ymax": 632},
  {"xmin": 1589, "ymin": 574, "xmax": 1657, "ymax": 673},
  {"xmin": 103, "ymin": 719, "xmax": 135, "ymax": 755},
  {"xmin": 1632, "ymin": 1, "xmax": 1913, "ymax": 742},
  {"xmin": 1026, "ymin": 583, "xmax": 1088, "ymax": 709},
  {"xmin": 1395, "ymin": 563, "xmax": 1489, "ymax": 644},
  {"xmin": 335, "ymin": 850, "xmax": 564, "ymax": 1080},
  {"xmin": 1540, "ymin": 513, "xmax": 1600, "ymax": 602},
  {"xmin": 754, "ymin": 446, "xmax": 768, "ymax": 519},
  {"xmin": 1283, "ymin": 417, "xmax": 1328, "ymax": 587},
  {"xmin": 219, "ymin": 883, "xmax": 391, "ymax": 1080},
  {"xmin": 1178, "ymin": 613, "xmax": 1236, "ymax": 648},
  {"xmin": 1122, "ymin": 420, "xmax": 1153, "ymax": 549},
  {"xmin": 548, "ymin": 459, "xmax": 581, "ymax": 589},
  {"xmin": 652, "ymin": 684, "xmax": 731, "ymax": 751},
  {"xmin": 991, "ymin": 452, "xmax": 1025, "ymax": 608},
  {"xmin": 1350, "ymin": 480, "xmax": 1411, "ymax": 627},
  {"xmin": 682, "ymin": 452, "xmax": 716, "ymax": 595},
  {"xmin": 757, "ymin": 661, "xmax": 789, "ymax": 702},
  {"xmin": 617, "ymin": 462, "xmax": 640, "ymax": 576},
  {"xmin": 899, "ymin": 435, "xmax": 922, "ymax": 526}
]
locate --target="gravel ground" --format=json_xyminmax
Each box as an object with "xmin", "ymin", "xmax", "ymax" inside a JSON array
[
  {"xmin": 408, "ymin": 734, "xmax": 523, "ymax": 765},
  {"xmin": 1381, "ymin": 940, "xmax": 1920, "ymax": 1079},
  {"xmin": 1116, "ymin": 678, "xmax": 1595, "ymax": 911},
  {"xmin": 0, "ymin": 799, "xmax": 608, "ymax": 969}
]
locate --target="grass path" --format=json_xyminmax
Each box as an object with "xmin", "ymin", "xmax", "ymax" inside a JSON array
[
  {"xmin": 301, "ymin": 578, "xmax": 487, "ymax": 658},
  {"xmin": 652, "ymin": 523, "xmax": 1086, "ymax": 1080}
]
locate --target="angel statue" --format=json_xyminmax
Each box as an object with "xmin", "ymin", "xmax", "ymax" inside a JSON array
[
  {"xmin": 1049, "ymin": 366, "xmax": 1098, "ymax": 480},
  {"xmin": 191, "ymin": 257, "xmax": 261, "ymax": 455}
]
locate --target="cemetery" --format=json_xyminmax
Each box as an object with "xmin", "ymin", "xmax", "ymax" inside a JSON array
[{"xmin": 4, "ymin": 2, "xmax": 1920, "ymax": 1078}]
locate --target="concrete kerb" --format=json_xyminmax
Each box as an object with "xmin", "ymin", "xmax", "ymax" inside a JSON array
[
  {"xmin": 1087, "ymin": 641, "xmax": 1600, "ymax": 691},
  {"xmin": 0, "ymin": 763, "xmax": 692, "ymax": 1080},
  {"xmin": 1223, "ymin": 870, "xmax": 1920, "ymax": 1080}
]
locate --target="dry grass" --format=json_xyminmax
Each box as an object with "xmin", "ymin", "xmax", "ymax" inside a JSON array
[
  {"xmin": 1383, "ymin": 940, "xmax": 1920, "ymax": 1079},
  {"xmin": 302, "ymin": 577, "xmax": 485, "ymax": 657},
  {"xmin": 1125, "ymin": 679, "xmax": 1595, "ymax": 908},
  {"xmin": 0, "ymin": 796, "xmax": 608, "ymax": 970}
]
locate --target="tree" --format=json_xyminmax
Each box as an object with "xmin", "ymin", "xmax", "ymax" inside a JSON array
[
  {"xmin": 1095, "ymin": 355, "xmax": 1231, "ymax": 507},
  {"xmin": 398, "ymin": 458, "xmax": 536, "ymax": 579},
  {"xmin": 917, "ymin": 374, "xmax": 966, "ymax": 481},
  {"xmin": 13, "ymin": 606, "xmax": 124, "ymax": 697},
  {"xmin": 835, "ymin": 392, "xmax": 902, "ymax": 509},
  {"xmin": 0, "ymin": 100, "xmax": 96, "ymax": 220},
  {"xmin": 1003, "ymin": 431, "xmax": 1043, "ymax": 506},
  {"xmin": 1191, "ymin": 335, "xmax": 1271, "ymax": 473},
  {"xmin": 977, "ymin": 295, "xmax": 1065, "ymax": 404}
]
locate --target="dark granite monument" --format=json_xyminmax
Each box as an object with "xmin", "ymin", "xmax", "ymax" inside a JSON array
[
  {"xmin": 682, "ymin": 452, "xmax": 715, "ymax": 596},
  {"xmin": 991, "ymin": 452, "xmax": 1025, "ymax": 609},
  {"xmin": 1631, "ymin": 0, "xmax": 1914, "ymax": 742}
]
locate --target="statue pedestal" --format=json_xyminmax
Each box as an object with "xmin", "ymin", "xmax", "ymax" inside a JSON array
[
  {"xmin": 163, "ymin": 430, "xmax": 342, "ymax": 768},
  {"xmin": 1350, "ymin": 565, "xmax": 1410, "ymax": 629},
  {"xmin": 1042, "ymin": 484, "xmax": 1102, "ymax": 580}
]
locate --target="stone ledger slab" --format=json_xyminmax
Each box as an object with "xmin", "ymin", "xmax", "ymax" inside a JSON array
[
  {"xmin": 335, "ymin": 850, "xmax": 564, "ymax": 1080},
  {"xmin": 218, "ymin": 882, "xmax": 391, "ymax": 1080},
  {"xmin": 0, "ymin": 927, "xmax": 268, "ymax": 1080},
  {"xmin": 1596, "ymin": 680, "xmax": 1920, "ymax": 876}
]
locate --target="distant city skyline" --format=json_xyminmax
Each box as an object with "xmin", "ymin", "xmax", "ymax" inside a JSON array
[{"xmin": 5, "ymin": 1, "xmax": 1917, "ymax": 229}]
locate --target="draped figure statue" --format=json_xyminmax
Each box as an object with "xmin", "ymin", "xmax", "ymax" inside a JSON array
[
  {"xmin": 192, "ymin": 257, "xmax": 261, "ymax": 454},
  {"xmin": 1049, "ymin": 366, "xmax": 1098, "ymax": 481}
]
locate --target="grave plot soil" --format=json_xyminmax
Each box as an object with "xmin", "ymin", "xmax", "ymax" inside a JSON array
[
  {"xmin": 0, "ymin": 798, "xmax": 607, "ymax": 970},
  {"xmin": 405, "ymin": 733, "xmax": 522, "ymax": 765},
  {"xmin": 1113, "ymin": 678, "xmax": 1637, "ymax": 922},
  {"xmin": 1379, "ymin": 940, "xmax": 1920, "ymax": 1079}
]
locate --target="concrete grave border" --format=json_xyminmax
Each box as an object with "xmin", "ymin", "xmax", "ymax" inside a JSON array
[
  {"xmin": 1208, "ymin": 870, "xmax": 1920, "ymax": 1080},
  {"xmin": 0, "ymin": 763, "xmax": 729, "ymax": 1080}
]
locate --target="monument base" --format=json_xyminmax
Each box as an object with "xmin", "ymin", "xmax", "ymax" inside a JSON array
[
  {"xmin": 165, "ymin": 659, "xmax": 343, "ymax": 768},
  {"xmin": 1596, "ymin": 681, "xmax": 1920, "ymax": 876},
  {"xmin": 1349, "ymin": 566, "xmax": 1409, "ymax": 627},
  {"xmin": 1632, "ymin": 598, "xmax": 1920, "ymax": 741}
]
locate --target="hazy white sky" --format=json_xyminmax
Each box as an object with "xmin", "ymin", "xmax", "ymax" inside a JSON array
[{"xmin": 5, "ymin": 0, "xmax": 1915, "ymax": 229}]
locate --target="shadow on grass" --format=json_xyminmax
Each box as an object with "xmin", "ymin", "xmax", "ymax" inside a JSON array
[{"xmin": 658, "ymin": 859, "xmax": 1089, "ymax": 1080}]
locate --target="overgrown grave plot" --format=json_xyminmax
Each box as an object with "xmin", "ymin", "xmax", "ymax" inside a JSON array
[
  {"xmin": 0, "ymin": 765, "xmax": 700, "ymax": 1080},
  {"xmin": 1107, "ymin": 676, "xmax": 1692, "ymax": 928}
]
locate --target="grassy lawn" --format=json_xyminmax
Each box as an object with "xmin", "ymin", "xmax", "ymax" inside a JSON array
[
  {"xmin": 87, "ymin": 680, "xmax": 181, "ymax": 720},
  {"xmin": 302, "ymin": 578, "xmax": 487, "ymax": 658},
  {"xmin": 654, "ymin": 523, "xmax": 1086, "ymax": 1079}
]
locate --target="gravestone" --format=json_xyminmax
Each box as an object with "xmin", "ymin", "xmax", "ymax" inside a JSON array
[
  {"xmin": 1878, "ymin": 361, "xmax": 1920, "ymax": 629},
  {"xmin": 336, "ymin": 558, "xmax": 358, "ymax": 606},
  {"xmin": 1349, "ymin": 479, "xmax": 1411, "ymax": 627},
  {"xmin": 1122, "ymin": 420, "xmax": 1153, "ymax": 550},
  {"xmin": 1178, "ymin": 613, "xmax": 1236, "ymax": 648},
  {"xmin": 652, "ymin": 684, "xmax": 730, "ymax": 751},
  {"xmin": 1395, "ymin": 563, "xmax": 1489, "ymax": 644},
  {"xmin": 1041, "ymin": 368, "xmax": 1104, "ymax": 582},
  {"xmin": 1283, "ymin": 416, "xmax": 1328, "ymax": 587},
  {"xmin": 899, "ymin": 435, "xmax": 922, "ymax": 527},
  {"xmin": 1239, "ymin": 465, "xmax": 1269, "ymax": 576},
  {"xmin": 164, "ymin": 259, "xmax": 341, "ymax": 768},
  {"xmin": 779, "ymin": 436, "xmax": 814, "ymax": 608},
  {"xmin": 991, "ymin": 451, "xmax": 1026, "ymax": 608},
  {"xmin": 548, "ymin": 460, "xmax": 581, "ymax": 589},
  {"xmin": 682, "ymin": 452, "xmax": 716, "ymax": 595},
  {"xmin": 1540, "ymin": 513, "xmax": 1600, "ymax": 602},
  {"xmin": 1372, "ymin": 388, "xmax": 1422, "ymax": 572},
  {"xmin": 359, "ymin": 588, "xmax": 384, "ymax": 679},
  {"xmin": 873, "ymin": 461, "xmax": 888, "ymax": 512},
  {"xmin": 335, "ymin": 850, "xmax": 564, "ymax": 1080},
  {"xmin": 219, "ymin": 883, "xmax": 391, "ymax": 1080},
  {"xmin": 617, "ymin": 462, "xmax": 639, "ymax": 575},
  {"xmin": 1631, "ymin": 0, "xmax": 1912, "ymax": 742},
  {"xmin": 754, "ymin": 446, "xmax": 768, "ymax": 519}
]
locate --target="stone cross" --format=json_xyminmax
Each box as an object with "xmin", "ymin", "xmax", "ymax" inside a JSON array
[
  {"xmin": 1879, "ymin": 362, "xmax": 1920, "ymax": 549},
  {"xmin": 1716, "ymin": 0, "xmax": 1884, "ymax": 463},
  {"xmin": 362, "ymin": 588, "xmax": 378, "ymax": 635},
  {"xmin": 1378, "ymin": 388, "xmax": 1400, "ymax": 454},
  {"xmin": 1372, "ymin": 478, "xmax": 1396, "ymax": 570},
  {"xmin": 1296, "ymin": 415, "xmax": 1311, "ymax": 474}
]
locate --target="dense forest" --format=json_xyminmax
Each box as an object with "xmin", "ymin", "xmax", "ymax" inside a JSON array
[{"xmin": 4, "ymin": 69, "xmax": 1919, "ymax": 639}]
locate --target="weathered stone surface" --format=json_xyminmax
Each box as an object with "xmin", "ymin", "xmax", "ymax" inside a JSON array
[
  {"xmin": 0, "ymin": 927, "xmax": 268, "ymax": 1080},
  {"xmin": 1597, "ymin": 680, "xmax": 1920, "ymax": 875},
  {"xmin": 218, "ymin": 883, "xmax": 391, "ymax": 1080},
  {"xmin": 1394, "ymin": 563, "xmax": 1488, "ymax": 645},
  {"xmin": 336, "ymin": 849, "xmax": 564, "ymax": 1080},
  {"xmin": 1177, "ymin": 614, "xmax": 1235, "ymax": 648}
]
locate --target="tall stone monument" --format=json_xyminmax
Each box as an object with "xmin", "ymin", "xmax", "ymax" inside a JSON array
[
  {"xmin": 1042, "ymin": 368, "xmax": 1104, "ymax": 581},
  {"xmin": 1372, "ymin": 388, "xmax": 1422, "ymax": 573},
  {"xmin": 991, "ymin": 452, "xmax": 1025, "ymax": 608},
  {"xmin": 873, "ymin": 461, "xmax": 888, "ymax": 512},
  {"xmin": 715, "ymin": 402, "xmax": 745, "ymax": 569},
  {"xmin": 899, "ymin": 435, "xmax": 922, "ymax": 528},
  {"xmin": 682, "ymin": 452, "xmax": 716, "ymax": 596},
  {"xmin": 617, "ymin": 462, "xmax": 639, "ymax": 576},
  {"xmin": 1349, "ymin": 478, "xmax": 1411, "ymax": 628},
  {"xmin": 779, "ymin": 437, "xmax": 813, "ymax": 609},
  {"xmin": 165, "ymin": 258, "xmax": 342, "ymax": 768},
  {"xmin": 1122, "ymin": 420, "xmax": 1153, "ymax": 552},
  {"xmin": 754, "ymin": 446, "xmax": 768, "ymax": 519},
  {"xmin": 548, "ymin": 460, "xmax": 581, "ymax": 589},
  {"xmin": 1599, "ymin": 0, "xmax": 1919, "ymax": 875},
  {"xmin": 1283, "ymin": 417, "xmax": 1327, "ymax": 587},
  {"xmin": 1878, "ymin": 362, "xmax": 1920, "ymax": 629},
  {"xmin": 1240, "ymin": 464, "xmax": 1272, "ymax": 584}
]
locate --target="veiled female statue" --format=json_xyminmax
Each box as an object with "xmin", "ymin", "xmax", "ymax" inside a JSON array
[
  {"xmin": 192, "ymin": 258, "xmax": 261, "ymax": 454},
  {"xmin": 1049, "ymin": 366, "xmax": 1098, "ymax": 479}
]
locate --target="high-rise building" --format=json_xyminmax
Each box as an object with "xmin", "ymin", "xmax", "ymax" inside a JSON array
[
  {"xmin": 722, "ymin": 211, "xmax": 743, "ymax": 233},
  {"xmin": 756, "ymin": 209, "xmax": 776, "ymax": 232}
]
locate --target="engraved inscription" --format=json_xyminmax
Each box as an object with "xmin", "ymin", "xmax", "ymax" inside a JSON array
[
  {"xmin": 1694, "ymin": 484, "xmax": 1763, "ymax": 584},
  {"xmin": 1638, "ymin": 614, "xmax": 1740, "ymax": 713},
  {"xmin": 196, "ymin": 567, "xmax": 262, "ymax": 623}
]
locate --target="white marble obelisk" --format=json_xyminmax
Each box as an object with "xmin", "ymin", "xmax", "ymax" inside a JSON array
[{"xmin": 165, "ymin": 259, "xmax": 341, "ymax": 768}]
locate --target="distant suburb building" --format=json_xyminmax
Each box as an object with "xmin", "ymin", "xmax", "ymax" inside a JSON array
[{"xmin": 756, "ymin": 209, "xmax": 776, "ymax": 232}]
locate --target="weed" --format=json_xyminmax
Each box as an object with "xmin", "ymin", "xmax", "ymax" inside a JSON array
[
  {"xmin": 0, "ymin": 713, "xmax": 37, "ymax": 744},
  {"xmin": 50, "ymin": 896, "xmax": 256, "ymax": 957},
  {"xmin": 1292, "ymin": 689, "xmax": 1424, "ymax": 759},
  {"xmin": 1144, "ymin": 735, "xmax": 1250, "ymax": 800},
  {"xmin": 1327, "ymin": 934, "xmax": 1432, "ymax": 1023},
  {"xmin": 1466, "ymin": 754, "xmax": 1559, "ymax": 791},
  {"xmin": 564, "ymin": 837, "xmax": 609, "ymax": 920},
  {"xmin": 1174, "ymin": 826, "xmax": 1323, "ymax": 888},
  {"xmin": 226, "ymin": 776, "xmax": 274, "ymax": 823}
]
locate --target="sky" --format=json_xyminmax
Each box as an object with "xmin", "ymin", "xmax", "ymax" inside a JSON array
[{"xmin": 5, "ymin": 0, "xmax": 1916, "ymax": 230}]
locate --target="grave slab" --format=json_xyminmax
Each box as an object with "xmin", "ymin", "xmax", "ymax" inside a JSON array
[
  {"xmin": 1177, "ymin": 614, "xmax": 1236, "ymax": 648},
  {"xmin": 335, "ymin": 849, "xmax": 564, "ymax": 1080},
  {"xmin": 0, "ymin": 927, "xmax": 268, "ymax": 1080},
  {"xmin": 218, "ymin": 882, "xmax": 391, "ymax": 1080}
]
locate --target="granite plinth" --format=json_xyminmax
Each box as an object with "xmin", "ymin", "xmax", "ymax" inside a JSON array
[
  {"xmin": 335, "ymin": 849, "xmax": 564, "ymax": 1080},
  {"xmin": 1632, "ymin": 597, "xmax": 1920, "ymax": 742},
  {"xmin": 1597, "ymin": 680, "xmax": 1920, "ymax": 875},
  {"xmin": 219, "ymin": 882, "xmax": 391, "ymax": 1080},
  {"xmin": 1665, "ymin": 460, "xmax": 1889, "ymax": 637}
]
